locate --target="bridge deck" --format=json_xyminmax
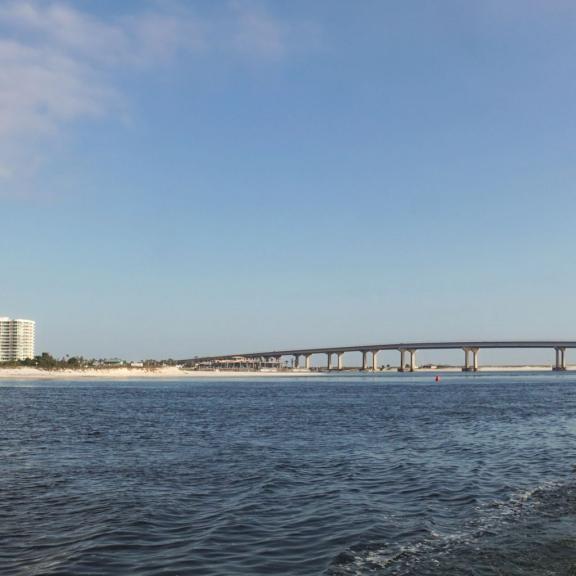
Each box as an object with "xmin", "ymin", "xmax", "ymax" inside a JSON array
[{"xmin": 182, "ymin": 341, "xmax": 576, "ymax": 364}]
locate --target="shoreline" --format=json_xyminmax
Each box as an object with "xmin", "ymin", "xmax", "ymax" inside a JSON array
[
  {"xmin": 0, "ymin": 365, "xmax": 573, "ymax": 380},
  {"xmin": 0, "ymin": 367, "xmax": 321, "ymax": 380}
]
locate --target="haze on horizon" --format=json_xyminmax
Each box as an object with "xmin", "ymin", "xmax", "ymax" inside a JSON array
[{"xmin": 2, "ymin": 0, "xmax": 575, "ymax": 362}]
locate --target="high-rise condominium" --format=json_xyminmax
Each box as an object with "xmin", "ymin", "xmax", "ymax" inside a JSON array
[{"xmin": 0, "ymin": 318, "xmax": 35, "ymax": 362}]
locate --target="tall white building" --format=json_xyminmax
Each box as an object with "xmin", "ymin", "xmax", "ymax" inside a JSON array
[{"xmin": 0, "ymin": 318, "xmax": 35, "ymax": 362}]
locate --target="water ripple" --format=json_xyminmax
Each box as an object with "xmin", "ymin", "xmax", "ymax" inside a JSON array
[{"xmin": 1, "ymin": 374, "xmax": 576, "ymax": 574}]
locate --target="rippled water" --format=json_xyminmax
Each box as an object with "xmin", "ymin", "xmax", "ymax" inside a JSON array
[{"xmin": 2, "ymin": 372, "xmax": 576, "ymax": 575}]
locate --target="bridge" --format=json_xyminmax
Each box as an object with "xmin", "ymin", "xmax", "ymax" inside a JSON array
[{"xmin": 182, "ymin": 341, "xmax": 576, "ymax": 372}]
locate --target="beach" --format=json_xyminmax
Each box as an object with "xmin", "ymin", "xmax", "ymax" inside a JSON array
[{"xmin": 0, "ymin": 367, "xmax": 320, "ymax": 379}]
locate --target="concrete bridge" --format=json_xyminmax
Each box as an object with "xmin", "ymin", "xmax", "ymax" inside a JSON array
[{"xmin": 182, "ymin": 341, "xmax": 576, "ymax": 372}]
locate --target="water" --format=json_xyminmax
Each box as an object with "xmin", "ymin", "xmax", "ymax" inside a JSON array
[{"xmin": 2, "ymin": 372, "xmax": 576, "ymax": 575}]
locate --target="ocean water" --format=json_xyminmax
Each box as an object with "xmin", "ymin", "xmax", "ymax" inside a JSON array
[{"xmin": 2, "ymin": 372, "xmax": 576, "ymax": 575}]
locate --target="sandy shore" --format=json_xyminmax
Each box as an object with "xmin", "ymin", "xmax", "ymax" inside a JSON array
[
  {"xmin": 0, "ymin": 367, "xmax": 322, "ymax": 380},
  {"xmin": 0, "ymin": 365, "xmax": 573, "ymax": 380}
]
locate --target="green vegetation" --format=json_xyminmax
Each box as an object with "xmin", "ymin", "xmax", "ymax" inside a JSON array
[
  {"xmin": 3, "ymin": 352, "xmax": 67, "ymax": 369},
  {"xmin": 0, "ymin": 354, "xmax": 170, "ymax": 370}
]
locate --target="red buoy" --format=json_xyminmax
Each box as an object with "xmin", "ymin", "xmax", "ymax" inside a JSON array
[{"xmin": 435, "ymin": 375, "xmax": 440, "ymax": 382}]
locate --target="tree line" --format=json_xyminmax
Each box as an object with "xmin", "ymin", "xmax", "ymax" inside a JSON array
[{"xmin": 1, "ymin": 353, "xmax": 177, "ymax": 370}]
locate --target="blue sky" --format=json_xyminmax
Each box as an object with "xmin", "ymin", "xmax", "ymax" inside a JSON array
[{"xmin": 1, "ymin": 0, "xmax": 576, "ymax": 361}]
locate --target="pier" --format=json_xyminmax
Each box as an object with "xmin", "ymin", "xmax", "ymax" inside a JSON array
[{"xmin": 182, "ymin": 341, "xmax": 576, "ymax": 372}]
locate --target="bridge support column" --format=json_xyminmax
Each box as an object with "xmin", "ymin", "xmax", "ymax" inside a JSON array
[
  {"xmin": 305, "ymin": 354, "xmax": 312, "ymax": 370},
  {"xmin": 462, "ymin": 348, "xmax": 479, "ymax": 371},
  {"xmin": 554, "ymin": 347, "xmax": 567, "ymax": 371},
  {"xmin": 361, "ymin": 351, "xmax": 369, "ymax": 371},
  {"xmin": 372, "ymin": 350, "xmax": 379, "ymax": 371},
  {"xmin": 294, "ymin": 354, "xmax": 300, "ymax": 369},
  {"xmin": 398, "ymin": 349, "xmax": 406, "ymax": 372},
  {"xmin": 338, "ymin": 352, "xmax": 344, "ymax": 370},
  {"xmin": 471, "ymin": 348, "xmax": 479, "ymax": 372},
  {"xmin": 326, "ymin": 352, "xmax": 332, "ymax": 371},
  {"xmin": 462, "ymin": 348, "xmax": 470, "ymax": 371},
  {"xmin": 408, "ymin": 349, "xmax": 417, "ymax": 372}
]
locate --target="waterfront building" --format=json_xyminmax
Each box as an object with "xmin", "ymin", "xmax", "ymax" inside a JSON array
[
  {"xmin": 191, "ymin": 356, "xmax": 283, "ymax": 371},
  {"xmin": 0, "ymin": 317, "xmax": 35, "ymax": 362}
]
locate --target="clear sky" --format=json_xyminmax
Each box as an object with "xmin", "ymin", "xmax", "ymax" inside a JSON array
[{"xmin": 1, "ymin": 0, "xmax": 576, "ymax": 361}]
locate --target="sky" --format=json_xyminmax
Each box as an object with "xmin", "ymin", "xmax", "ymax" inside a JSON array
[{"xmin": 1, "ymin": 0, "xmax": 576, "ymax": 362}]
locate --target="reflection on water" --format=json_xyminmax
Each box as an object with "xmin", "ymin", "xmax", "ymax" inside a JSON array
[{"xmin": 1, "ymin": 373, "xmax": 576, "ymax": 575}]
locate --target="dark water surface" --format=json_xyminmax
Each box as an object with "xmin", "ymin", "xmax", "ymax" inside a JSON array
[{"xmin": 2, "ymin": 373, "xmax": 576, "ymax": 575}]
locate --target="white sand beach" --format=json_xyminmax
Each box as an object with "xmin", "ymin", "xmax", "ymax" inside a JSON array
[{"xmin": 0, "ymin": 367, "xmax": 322, "ymax": 380}]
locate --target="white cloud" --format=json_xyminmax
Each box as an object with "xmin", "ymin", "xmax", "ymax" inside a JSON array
[
  {"xmin": 0, "ymin": 2, "xmax": 130, "ymax": 63},
  {"xmin": 0, "ymin": 1, "xmax": 314, "ymax": 191},
  {"xmin": 0, "ymin": 2, "xmax": 208, "ymax": 143},
  {"xmin": 230, "ymin": 0, "xmax": 288, "ymax": 60},
  {"xmin": 0, "ymin": 38, "xmax": 116, "ymax": 138}
]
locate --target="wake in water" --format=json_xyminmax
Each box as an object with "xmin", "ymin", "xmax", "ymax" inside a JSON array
[{"xmin": 327, "ymin": 479, "xmax": 576, "ymax": 575}]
